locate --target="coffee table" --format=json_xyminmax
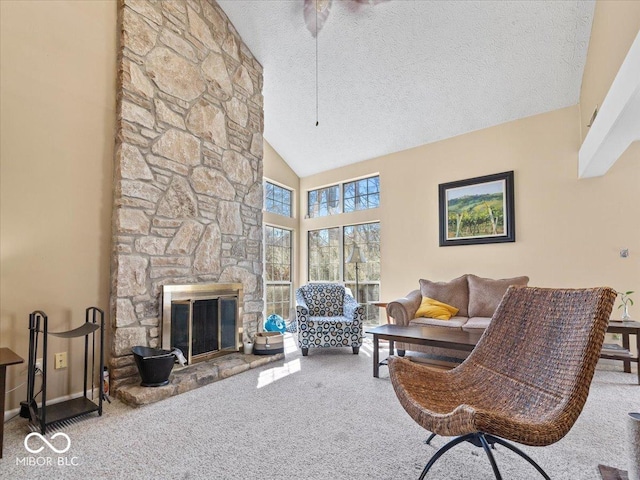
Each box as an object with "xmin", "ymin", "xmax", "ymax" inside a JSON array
[{"xmin": 366, "ymin": 324, "xmax": 483, "ymax": 378}]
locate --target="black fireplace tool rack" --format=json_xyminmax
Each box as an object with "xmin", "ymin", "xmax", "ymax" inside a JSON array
[{"xmin": 26, "ymin": 307, "xmax": 105, "ymax": 434}]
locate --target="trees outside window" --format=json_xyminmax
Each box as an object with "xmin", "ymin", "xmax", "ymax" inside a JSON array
[
  {"xmin": 344, "ymin": 176, "xmax": 380, "ymax": 213},
  {"xmin": 307, "ymin": 227, "xmax": 340, "ymax": 281},
  {"xmin": 307, "ymin": 185, "xmax": 340, "ymax": 218},
  {"xmin": 265, "ymin": 181, "xmax": 292, "ymax": 217},
  {"xmin": 265, "ymin": 226, "xmax": 292, "ymax": 319},
  {"xmin": 308, "ymin": 176, "xmax": 380, "ymax": 218},
  {"xmin": 308, "ymin": 222, "xmax": 381, "ymax": 325},
  {"xmin": 344, "ymin": 222, "xmax": 380, "ymax": 324}
]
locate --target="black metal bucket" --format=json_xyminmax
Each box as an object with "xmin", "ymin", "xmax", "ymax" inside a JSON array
[{"xmin": 132, "ymin": 346, "xmax": 175, "ymax": 387}]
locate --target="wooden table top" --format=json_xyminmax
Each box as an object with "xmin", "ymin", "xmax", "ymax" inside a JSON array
[
  {"xmin": 608, "ymin": 320, "xmax": 640, "ymax": 331},
  {"xmin": 371, "ymin": 302, "xmax": 388, "ymax": 307},
  {"xmin": 0, "ymin": 348, "xmax": 24, "ymax": 367},
  {"xmin": 366, "ymin": 324, "xmax": 483, "ymax": 347}
]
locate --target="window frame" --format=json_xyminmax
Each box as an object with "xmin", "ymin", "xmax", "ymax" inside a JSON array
[
  {"xmin": 307, "ymin": 184, "xmax": 340, "ymax": 218},
  {"xmin": 306, "ymin": 222, "xmax": 381, "ymax": 325},
  {"xmin": 264, "ymin": 180, "xmax": 293, "ymax": 218},
  {"xmin": 307, "ymin": 227, "xmax": 341, "ymax": 282},
  {"xmin": 306, "ymin": 174, "xmax": 380, "ymax": 219},
  {"xmin": 342, "ymin": 222, "xmax": 381, "ymax": 307},
  {"xmin": 343, "ymin": 175, "xmax": 380, "ymax": 213},
  {"xmin": 264, "ymin": 224, "xmax": 293, "ymax": 320}
]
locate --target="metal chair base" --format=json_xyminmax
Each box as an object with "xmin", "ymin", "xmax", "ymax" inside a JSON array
[
  {"xmin": 424, "ymin": 432, "xmax": 495, "ymax": 449},
  {"xmin": 418, "ymin": 432, "xmax": 551, "ymax": 480}
]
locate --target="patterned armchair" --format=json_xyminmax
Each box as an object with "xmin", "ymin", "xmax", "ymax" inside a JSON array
[{"xmin": 295, "ymin": 283, "xmax": 364, "ymax": 356}]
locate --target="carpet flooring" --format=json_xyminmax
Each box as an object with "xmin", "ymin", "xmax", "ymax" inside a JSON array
[{"xmin": 1, "ymin": 334, "xmax": 637, "ymax": 479}]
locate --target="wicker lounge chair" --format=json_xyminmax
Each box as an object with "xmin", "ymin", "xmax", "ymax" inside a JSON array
[{"xmin": 388, "ymin": 286, "xmax": 616, "ymax": 479}]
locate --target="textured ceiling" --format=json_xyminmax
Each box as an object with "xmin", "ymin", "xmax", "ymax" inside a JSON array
[{"xmin": 217, "ymin": 0, "xmax": 595, "ymax": 177}]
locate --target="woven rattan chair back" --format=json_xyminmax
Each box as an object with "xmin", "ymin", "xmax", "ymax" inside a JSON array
[
  {"xmin": 458, "ymin": 286, "xmax": 616, "ymax": 444},
  {"xmin": 388, "ymin": 286, "xmax": 616, "ymax": 479}
]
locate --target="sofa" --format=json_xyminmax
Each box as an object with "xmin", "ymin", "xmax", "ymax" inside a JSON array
[{"xmin": 386, "ymin": 274, "xmax": 529, "ymax": 361}]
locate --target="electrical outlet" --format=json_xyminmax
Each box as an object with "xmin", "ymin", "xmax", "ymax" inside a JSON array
[
  {"xmin": 54, "ymin": 352, "xmax": 68, "ymax": 369},
  {"xmin": 35, "ymin": 358, "xmax": 43, "ymax": 373}
]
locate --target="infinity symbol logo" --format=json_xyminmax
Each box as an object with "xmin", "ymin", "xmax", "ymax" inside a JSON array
[{"xmin": 24, "ymin": 432, "xmax": 71, "ymax": 454}]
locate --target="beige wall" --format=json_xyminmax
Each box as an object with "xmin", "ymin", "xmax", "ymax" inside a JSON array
[
  {"xmin": 579, "ymin": 0, "xmax": 640, "ymax": 142},
  {"xmin": 0, "ymin": 1, "xmax": 117, "ymax": 411},
  {"xmin": 300, "ymin": 105, "xmax": 639, "ymax": 311}
]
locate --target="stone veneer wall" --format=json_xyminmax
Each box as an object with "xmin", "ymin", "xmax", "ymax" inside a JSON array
[{"xmin": 110, "ymin": 0, "xmax": 264, "ymax": 391}]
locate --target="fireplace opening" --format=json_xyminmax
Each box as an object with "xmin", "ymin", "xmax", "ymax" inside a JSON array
[{"xmin": 162, "ymin": 284, "xmax": 243, "ymax": 365}]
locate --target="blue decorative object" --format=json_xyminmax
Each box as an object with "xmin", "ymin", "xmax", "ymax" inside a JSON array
[{"xmin": 265, "ymin": 314, "xmax": 286, "ymax": 333}]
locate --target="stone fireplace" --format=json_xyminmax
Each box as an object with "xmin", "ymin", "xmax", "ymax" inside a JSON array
[{"xmin": 109, "ymin": 0, "xmax": 265, "ymax": 392}]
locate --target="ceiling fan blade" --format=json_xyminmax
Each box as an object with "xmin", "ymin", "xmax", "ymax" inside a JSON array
[{"xmin": 304, "ymin": 0, "xmax": 332, "ymax": 37}]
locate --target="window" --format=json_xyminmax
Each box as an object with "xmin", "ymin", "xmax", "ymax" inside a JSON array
[
  {"xmin": 343, "ymin": 176, "xmax": 380, "ymax": 213},
  {"xmin": 307, "ymin": 228, "xmax": 340, "ymax": 281},
  {"xmin": 307, "ymin": 185, "xmax": 340, "ymax": 218},
  {"xmin": 265, "ymin": 226, "xmax": 292, "ymax": 319},
  {"xmin": 265, "ymin": 181, "xmax": 292, "ymax": 217},
  {"xmin": 344, "ymin": 222, "xmax": 380, "ymax": 324},
  {"xmin": 308, "ymin": 222, "xmax": 381, "ymax": 326},
  {"xmin": 307, "ymin": 175, "xmax": 380, "ymax": 218}
]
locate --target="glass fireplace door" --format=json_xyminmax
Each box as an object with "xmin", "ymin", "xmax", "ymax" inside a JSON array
[{"xmin": 220, "ymin": 297, "xmax": 237, "ymax": 350}]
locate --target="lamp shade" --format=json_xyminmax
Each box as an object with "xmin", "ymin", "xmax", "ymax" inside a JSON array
[{"xmin": 346, "ymin": 245, "xmax": 366, "ymax": 264}]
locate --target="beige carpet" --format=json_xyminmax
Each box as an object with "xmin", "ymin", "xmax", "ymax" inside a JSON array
[{"xmin": 1, "ymin": 335, "xmax": 636, "ymax": 479}]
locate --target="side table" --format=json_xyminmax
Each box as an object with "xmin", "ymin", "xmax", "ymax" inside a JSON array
[
  {"xmin": 1, "ymin": 347, "xmax": 24, "ymax": 458},
  {"xmin": 371, "ymin": 302, "xmax": 393, "ymax": 324},
  {"xmin": 602, "ymin": 320, "xmax": 640, "ymax": 385}
]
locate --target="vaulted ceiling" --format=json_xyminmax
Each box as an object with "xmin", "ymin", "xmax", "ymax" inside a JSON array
[{"xmin": 217, "ymin": 0, "xmax": 595, "ymax": 177}]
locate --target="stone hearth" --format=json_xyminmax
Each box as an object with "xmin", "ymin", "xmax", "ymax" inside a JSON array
[{"xmin": 118, "ymin": 351, "xmax": 284, "ymax": 406}]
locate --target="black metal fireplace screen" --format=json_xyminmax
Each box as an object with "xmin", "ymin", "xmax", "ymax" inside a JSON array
[{"xmin": 162, "ymin": 284, "xmax": 242, "ymax": 364}]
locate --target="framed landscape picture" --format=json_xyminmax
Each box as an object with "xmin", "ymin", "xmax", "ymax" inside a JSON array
[{"xmin": 439, "ymin": 171, "xmax": 515, "ymax": 246}]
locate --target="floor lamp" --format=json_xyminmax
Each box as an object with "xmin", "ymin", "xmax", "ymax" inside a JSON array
[{"xmin": 346, "ymin": 244, "xmax": 366, "ymax": 303}]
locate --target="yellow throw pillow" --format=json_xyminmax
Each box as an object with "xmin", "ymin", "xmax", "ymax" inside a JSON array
[{"xmin": 415, "ymin": 297, "xmax": 459, "ymax": 320}]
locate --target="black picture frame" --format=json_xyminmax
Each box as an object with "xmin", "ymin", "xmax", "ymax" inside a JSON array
[{"xmin": 439, "ymin": 171, "xmax": 515, "ymax": 247}]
